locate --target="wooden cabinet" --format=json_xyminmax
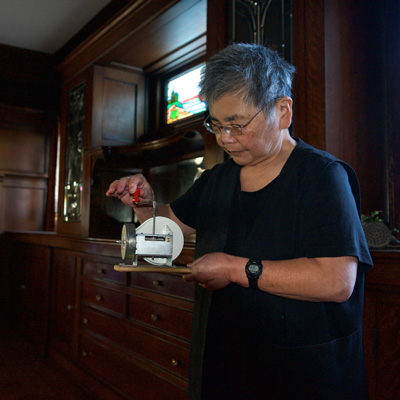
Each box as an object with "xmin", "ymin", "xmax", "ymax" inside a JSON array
[
  {"xmin": 363, "ymin": 251, "xmax": 400, "ymax": 400},
  {"xmin": 0, "ymin": 104, "xmax": 57, "ymax": 234},
  {"xmin": 10, "ymin": 242, "xmax": 51, "ymax": 354},
  {"xmin": 49, "ymin": 249, "xmax": 80, "ymax": 361},
  {"xmin": 4, "ymin": 233, "xmax": 400, "ymax": 400},
  {"xmin": 3, "ymin": 232, "xmax": 194, "ymax": 400},
  {"xmin": 79, "ymin": 253, "xmax": 193, "ymax": 400}
]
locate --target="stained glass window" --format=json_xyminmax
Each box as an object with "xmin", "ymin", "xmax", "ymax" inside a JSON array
[{"xmin": 166, "ymin": 65, "xmax": 206, "ymax": 124}]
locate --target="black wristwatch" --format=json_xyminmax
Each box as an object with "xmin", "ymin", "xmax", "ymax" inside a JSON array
[{"xmin": 245, "ymin": 259, "xmax": 263, "ymax": 289}]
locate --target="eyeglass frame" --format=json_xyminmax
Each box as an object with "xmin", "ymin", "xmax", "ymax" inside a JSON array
[{"xmin": 203, "ymin": 103, "xmax": 269, "ymax": 136}]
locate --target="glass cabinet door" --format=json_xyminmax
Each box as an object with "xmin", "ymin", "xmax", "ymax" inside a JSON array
[{"xmin": 63, "ymin": 82, "xmax": 85, "ymax": 222}]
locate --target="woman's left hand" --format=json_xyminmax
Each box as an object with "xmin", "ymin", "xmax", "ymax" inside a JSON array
[{"xmin": 183, "ymin": 252, "xmax": 236, "ymax": 290}]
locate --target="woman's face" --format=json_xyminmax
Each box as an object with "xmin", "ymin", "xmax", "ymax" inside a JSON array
[{"xmin": 207, "ymin": 94, "xmax": 284, "ymax": 167}]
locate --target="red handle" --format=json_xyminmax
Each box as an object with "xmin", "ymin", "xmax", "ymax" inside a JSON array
[{"xmin": 133, "ymin": 188, "xmax": 140, "ymax": 203}]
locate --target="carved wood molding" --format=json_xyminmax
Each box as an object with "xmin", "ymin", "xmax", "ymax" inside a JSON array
[{"xmin": 57, "ymin": 0, "xmax": 204, "ymax": 82}]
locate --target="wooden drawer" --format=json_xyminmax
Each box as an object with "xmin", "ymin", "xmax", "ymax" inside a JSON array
[
  {"xmin": 79, "ymin": 335, "xmax": 189, "ymax": 400},
  {"xmin": 129, "ymin": 272, "xmax": 194, "ymax": 300},
  {"xmin": 81, "ymin": 307, "xmax": 190, "ymax": 379},
  {"xmin": 128, "ymin": 295, "xmax": 192, "ymax": 340},
  {"xmin": 81, "ymin": 281, "xmax": 125, "ymax": 316},
  {"xmin": 82, "ymin": 259, "xmax": 125, "ymax": 284},
  {"xmin": 368, "ymin": 252, "xmax": 400, "ymax": 289}
]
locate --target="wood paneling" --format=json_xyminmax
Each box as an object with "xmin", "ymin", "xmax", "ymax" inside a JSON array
[
  {"xmin": 324, "ymin": 0, "xmax": 385, "ymax": 216},
  {"xmin": 1, "ymin": 176, "xmax": 47, "ymax": 232},
  {"xmin": 91, "ymin": 65, "xmax": 146, "ymax": 147},
  {"xmin": 0, "ymin": 104, "xmax": 56, "ymax": 233},
  {"xmin": 364, "ymin": 252, "xmax": 400, "ymax": 400},
  {"xmin": 0, "ymin": 105, "xmax": 51, "ymax": 173},
  {"xmin": 383, "ymin": 2, "xmax": 400, "ymax": 231},
  {"xmin": 206, "ymin": 0, "xmax": 230, "ymax": 57},
  {"xmin": 58, "ymin": 0, "xmax": 207, "ymax": 80},
  {"xmin": 50, "ymin": 249, "xmax": 79, "ymax": 361},
  {"xmin": 10, "ymin": 243, "xmax": 51, "ymax": 354},
  {"xmin": 292, "ymin": 0, "xmax": 326, "ymax": 150},
  {"xmin": 101, "ymin": 0, "xmax": 207, "ymax": 73},
  {"xmin": 0, "ymin": 44, "xmax": 60, "ymax": 112},
  {"xmin": 0, "ymin": 129, "xmax": 47, "ymax": 173},
  {"xmin": 292, "ymin": 0, "xmax": 388, "ymax": 217}
]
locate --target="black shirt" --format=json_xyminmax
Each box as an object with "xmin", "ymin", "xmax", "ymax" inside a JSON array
[{"xmin": 171, "ymin": 139, "xmax": 373, "ymax": 400}]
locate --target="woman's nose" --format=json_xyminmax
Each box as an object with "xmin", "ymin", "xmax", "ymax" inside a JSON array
[{"xmin": 220, "ymin": 128, "xmax": 237, "ymax": 144}]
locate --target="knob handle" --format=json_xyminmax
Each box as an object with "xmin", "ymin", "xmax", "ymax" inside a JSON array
[
  {"xmin": 150, "ymin": 313, "xmax": 159, "ymax": 321},
  {"xmin": 95, "ymin": 295, "xmax": 103, "ymax": 301},
  {"xmin": 171, "ymin": 359, "xmax": 179, "ymax": 367}
]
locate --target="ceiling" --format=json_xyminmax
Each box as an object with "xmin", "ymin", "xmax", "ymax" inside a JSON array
[{"xmin": 0, "ymin": 0, "xmax": 112, "ymax": 54}]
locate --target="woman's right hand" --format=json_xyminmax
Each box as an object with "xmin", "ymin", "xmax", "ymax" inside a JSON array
[{"xmin": 105, "ymin": 173, "xmax": 153, "ymax": 207}]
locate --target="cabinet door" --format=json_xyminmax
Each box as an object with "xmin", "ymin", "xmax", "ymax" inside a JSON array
[
  {"xmin": 50, "ymin": 249, "xmax": 79, "ymax": 361},
  {"xmin": 12, "ymin": 243, "xmax": 51, "ymax": 353},
  {"xmin": 365, "ymin": 253, "xmax": 400, "ymax": 400},
  {"xmin": 364, "ymin": 287, "xmax": 400, "ymax": 400}
]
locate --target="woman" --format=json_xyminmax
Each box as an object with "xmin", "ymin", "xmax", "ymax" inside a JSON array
[{"xmin": 107, "ymin": 43, "xmax": 373, "ymax": 400}]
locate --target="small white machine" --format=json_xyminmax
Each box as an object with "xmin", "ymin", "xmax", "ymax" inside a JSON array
[{"xmin": 114, "ymin": 193, "xmax": 190, "ymax": 274}]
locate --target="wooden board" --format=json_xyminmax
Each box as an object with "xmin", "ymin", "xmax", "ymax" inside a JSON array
[{"xmin": 114, "ymin": 265, "xmax": 192, "ymax": 274}]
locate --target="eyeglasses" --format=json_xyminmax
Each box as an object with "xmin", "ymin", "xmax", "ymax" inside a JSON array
[{"xmin": 203, "ymin": 104, "xmax": 267, "ymax": 136}]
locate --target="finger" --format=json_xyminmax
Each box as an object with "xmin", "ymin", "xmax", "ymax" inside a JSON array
[
  {"xmin": 199, "ymin": 282, "xmax": 207, "ymax": 289},
  {"xmin": 128, "ymin": 174, "xmax": 149, "ymax": 194},
  {"xmin": 183, "ymin": 273, "xmax": 195, "ymax": 283},
  {"xmin": 187, "ymin": 254, "xmax": 205, "ymax": 268},
  {"xmin": 105, "ymin": 179, "xmax": 121, "ymax": 196},
  {"xmin": 117, "ymin": 176, "xmax": 135, "ymax": 195}
]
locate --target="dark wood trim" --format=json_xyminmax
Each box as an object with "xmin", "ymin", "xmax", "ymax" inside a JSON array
[
  {"xmin": 383, "ymin": 2, "xmax": 400, "ymax": 230},
  {"xmin": 57, "ymin": 0, "xmax": 186, "ymax": 81},
  {"xmin": 44, "ymin": 118, "xmax": 58, "ymax": 231},
  {"xmin": 291, "ymin": 0, "xmax": 326, "ymax": 150},
  {"xmin": 206, "ymin": 0, "xmax": 230, "ymax": 57}
]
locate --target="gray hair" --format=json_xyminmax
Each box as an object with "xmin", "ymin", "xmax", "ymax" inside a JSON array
[{"xmin": 199, "ymin": 43, "xmax": 296, "ymax": 113}]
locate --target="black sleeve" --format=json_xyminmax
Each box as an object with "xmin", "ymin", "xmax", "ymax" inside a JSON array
[{"xmin": 301, "ymin": 162, "xmax": 373, "ymax": 270}]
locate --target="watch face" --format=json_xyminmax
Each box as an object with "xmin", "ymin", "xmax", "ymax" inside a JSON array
[{"xmin": 248, "ymin": 264, "xmax": 260, "ymax": 274}]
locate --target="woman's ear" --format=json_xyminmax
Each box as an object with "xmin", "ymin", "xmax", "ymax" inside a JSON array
[{"xmin": 278, "ymin": 97, "xmax": 293, "ymax": 130}]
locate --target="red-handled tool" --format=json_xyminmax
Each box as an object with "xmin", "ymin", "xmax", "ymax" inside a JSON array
[
  {"xmin": 132, "ymin": 188, "xmax": 153, "ymax": 207},
  {"xmin": 133, "ymin": 188, "xmax": 140, "ymax": 204}
]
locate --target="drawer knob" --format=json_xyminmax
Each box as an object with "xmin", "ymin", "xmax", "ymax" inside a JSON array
[
  {"xmin": 67, "ymin": 304, "xmax": 73, "ymax": 310},
  {"xmin": 97, "ymin": 268, "xmax": 105, "ymax": 274},
  {"xmin": 171, "ymin": 359, "xmax": 179, "ymax": 367},
  {"xmin": 152, "ymin": 280, "xmax": 163, "ymax": 287},
  {"xmin": 81, "ymin": 351, "xmax": 91, "ymax": 357},
  {"xmin": 20, "ymin": 284, "xmax": 26, "ymax": 290},
  {"xmin": 82, "ymin": 318, "xmax": 89, "ymax": 325},
  {"xmin": 150, "ymin": 313, "xmax": 160, "ymax": 321},
  {"xmin": 95, "ymin": 295, "xmax": 103, "ymax": 301}
]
